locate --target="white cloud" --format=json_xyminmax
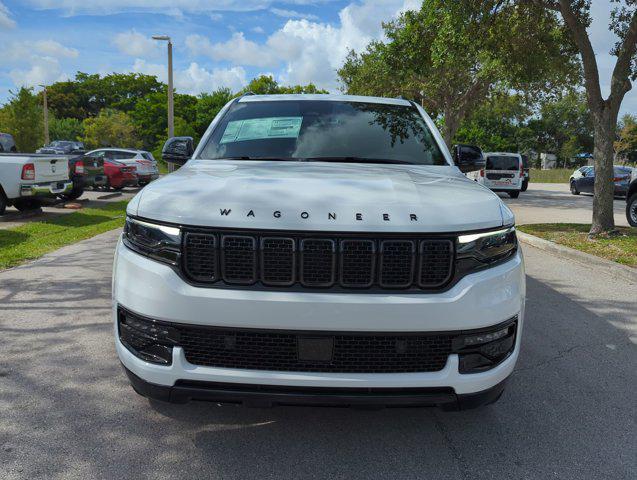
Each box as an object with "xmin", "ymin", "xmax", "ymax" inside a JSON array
[
  {"xmin": 9, "ymin": 56, "xmax": 69, "ymax": 87},
  {"xmin": 252, "ymin": 26, "xmax": 265, "ymax": 34},
  {"xmin": 187, "ymin": 0, "xmax": 417, "ymax": 91},
  {"xmin": 270, "ymin": 8, "xmax": 318, "ymax": 21},
  {"xmin": 0, "ymin": 1, "xmax": 15, "ymax": 29},
  {"xmin": 113, "ymin": 30, "xmax": 160, "ymax": 57},
  {"xmin": 6, "ymin": 39, "xmax": 78, "ymax": 61},
  {"xmin": 132, "ymin": 59, "xmax": 247, "ymax": 94},
  {"xmin": 186, "ymin": 32, "xmax": 277, "ymax": 68}
]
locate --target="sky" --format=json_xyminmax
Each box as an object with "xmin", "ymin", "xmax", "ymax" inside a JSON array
[{"xmin": 0, "ymin": 0, "xmax": 634, "ymax": 115}]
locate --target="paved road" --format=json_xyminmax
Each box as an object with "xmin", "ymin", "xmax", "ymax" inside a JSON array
[
  {"xmin": 0, "ymin": 188, "xmax": 140, "ymax": 230},
  {"xmin": 1, "ymin": 230, "xmax": 635, "ymax": 479},
  {"xmin": 502, "ymin": 183, "xmax": 629, "ymax": 227}
]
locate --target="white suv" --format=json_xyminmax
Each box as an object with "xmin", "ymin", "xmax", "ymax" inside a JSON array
[{"xmin": 113, "ymin": 94, "xmax": 525, "ymax": 410}]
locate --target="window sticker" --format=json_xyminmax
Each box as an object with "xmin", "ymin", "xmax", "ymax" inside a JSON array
[{"xmin": 220, "ymin": 117, "xmax": 303, "ymax": 143}]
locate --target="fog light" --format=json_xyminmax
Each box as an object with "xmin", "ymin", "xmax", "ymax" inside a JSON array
[
  {"xmin": 118, "ymin": 308, "xmax": 178, "ymax": 365},
  {"xmin": 462, "ymin": 325, "xmax": 510, "ymax": 346},
  {"xmin": 455, "ymin": 319, "xmax": 517, "ymax": 374}
]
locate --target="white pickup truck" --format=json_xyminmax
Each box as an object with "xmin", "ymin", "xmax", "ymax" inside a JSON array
[{"xmin": 0, "ymin": 153, "xmax": 73, "ymax": 214}]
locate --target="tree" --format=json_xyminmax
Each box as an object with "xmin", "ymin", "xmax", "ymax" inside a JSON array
[
  {"xmin": 242, "ymin": 75, "xmax": 328, "ymax": 95},
  {"xmin": 530, "ymin": 0, "xmax": 637, "ymax": 235},
  {"xmin": 194, "ymin": 88, "xmax": 234, "ymax": 137},
  {"xmin": 338, "ymin": 0, "xmax": 578, "ymax": 145},
  {"xmin": 82, "ymin": 109, "xmax": 141, "ymax": 149},
  {"xmin": 49, "ymin": 117, "xmax": 84, "ymax": 141},
  {"xmin": 1, "ymin": 87, "xmax": 43, "ymax": 152},
  {"xmin": 615, "ymin": 114, "xmax": 637, "ymax": 162}
]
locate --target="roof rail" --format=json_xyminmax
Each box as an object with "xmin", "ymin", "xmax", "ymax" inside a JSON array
[{"xmin": 240, "ymin": 91, "xmax": 256, "ymax": 97}]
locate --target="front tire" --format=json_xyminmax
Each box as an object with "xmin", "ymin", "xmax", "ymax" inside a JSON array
[
  {"xmin": 627, "ymin": 194, "xmax": 637, "ymax": 227},
  {"xmin": 0, "ymin": 194, "xmax": 6, "ymax": 215},
  {"xmin": 508, "ymin": 191, "xmax": 520, "ymax": 199},
  {"xmin": 570, "ymin": 181, "xmax": 580, "ymax": 195}
]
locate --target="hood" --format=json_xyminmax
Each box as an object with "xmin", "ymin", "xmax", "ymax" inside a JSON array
[{"xmin": 132, "ymin": 160, "xmax": 507, "ymax": 232}]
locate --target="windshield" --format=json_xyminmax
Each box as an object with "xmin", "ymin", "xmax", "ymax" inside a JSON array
[
  {"xmin": 199, "ymin": 100, "xmax": 447, "ymax": 165},
  {"xmin": 486, "ymin": 155, "xmax": 519, "ymax": 171}
]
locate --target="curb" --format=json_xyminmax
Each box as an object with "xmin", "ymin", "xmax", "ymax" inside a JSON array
[{"xmin": 517, "ymin": 231, "xmax": 637, "ymax": 284}]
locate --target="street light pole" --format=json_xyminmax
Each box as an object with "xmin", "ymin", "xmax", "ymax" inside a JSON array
[
  {"xmin": 152, "ymin": 35, "xmax": 175, "ymax": 172},
  {"xmin": 39, "ymin": 84, "xmax": 49, "ymax": 145}
]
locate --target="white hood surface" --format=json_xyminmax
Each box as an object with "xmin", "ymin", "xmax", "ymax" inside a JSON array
[{"xmin": 132, "ymin": 160, "xmax": 508, "ymax": 232}]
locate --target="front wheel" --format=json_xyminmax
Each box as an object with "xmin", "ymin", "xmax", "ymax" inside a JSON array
[
  {"xmin": 508, "ymin": 191, "xmax": 520, "ymax": 199},
  {"xmin": 627, "ymin": 194, "xmax": 637, "ymax": 227},
  {"xmin": 570, "ymin": 181, "xmax": 580, "ymax": 195},
  {"xmin": 0, "ymin": 194, "xmax": 6, "ymax": 215}
]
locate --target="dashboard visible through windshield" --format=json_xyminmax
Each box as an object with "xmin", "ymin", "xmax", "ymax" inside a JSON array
[{"xmin": 199, "ymin": 100, "xmax": 447, "ymax": 165}]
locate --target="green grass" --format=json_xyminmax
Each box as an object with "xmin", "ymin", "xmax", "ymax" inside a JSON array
[
  {"xmin": 529, "ymin": 168, "xmax": 573, "ymax": 183},
  {"xmin": 0, "ymin": 201, "xmax": 128, "ymax": 270},
  {"xmin": 518, "ymin": 223, "xmax": 637, "ymax": 267}
]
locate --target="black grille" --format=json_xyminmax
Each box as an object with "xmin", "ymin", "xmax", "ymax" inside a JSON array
[
  {"xmin": 178, "ymin": 326, "xmax": 453, "ymax": 373},
  {"xmin": 183, "ymin": 230, "xmax": 454, "ymax": 291}
]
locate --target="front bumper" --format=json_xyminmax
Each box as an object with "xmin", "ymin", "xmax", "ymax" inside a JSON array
[
  {"xmin": 20, "ymin": 180, "xmax": 73, "ymax": 198},
  {"xmin": 113, "ymin": 237, "xmax": 525, "ymax": 400}
]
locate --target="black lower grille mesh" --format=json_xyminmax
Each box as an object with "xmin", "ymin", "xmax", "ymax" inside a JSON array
[
  {"xmin": 178, "ymin": 325, "xmax": 453, "ymax": 373},
  {"xmin": 183, "ymin": 230, "xmax": 454, "ymax": 291}
]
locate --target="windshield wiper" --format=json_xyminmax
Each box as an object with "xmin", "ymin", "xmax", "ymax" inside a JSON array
[{"xmin": 303, "ymin": 157, "xmax": 414, "ymax": 165}]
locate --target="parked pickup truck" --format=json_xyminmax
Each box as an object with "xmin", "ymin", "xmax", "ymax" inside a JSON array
[
  {"xmin": 114, "ymin": 94, "xmax": 525, "ymax": 411},
  {"xmin": 0, "ymin": 153, "xmax": 73, "ymax": 214}
]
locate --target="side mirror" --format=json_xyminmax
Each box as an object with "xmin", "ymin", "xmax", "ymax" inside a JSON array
[
  {"xmin": 162, "ymin": 136, "xmax": 194, "ymax": 166},
  {"xmin": 452, "ymin": 144, "xmax": 485, "ymax": 173}
]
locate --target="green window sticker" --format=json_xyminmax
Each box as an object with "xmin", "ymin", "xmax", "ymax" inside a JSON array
[{"xmin": 220, "ymin": 117, "xmax": 303, "ymax": 143}]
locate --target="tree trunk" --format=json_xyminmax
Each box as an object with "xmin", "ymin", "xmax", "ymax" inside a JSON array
[
  {"xmin": 590, "ymin": 106, "xmax": 617, "ymax": 235},
  {"xmin": 442, "ymin": 109, "xmax": 460, "ymax": 148}
]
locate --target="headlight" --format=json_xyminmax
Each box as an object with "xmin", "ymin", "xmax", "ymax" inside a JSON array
[
  {"xmin": 456, "ymin": 226, "xmax": 517, "ymax": 274},
  {"xmin": 123, "ymin": 217, "xmax": 181, "ymax": 265}
]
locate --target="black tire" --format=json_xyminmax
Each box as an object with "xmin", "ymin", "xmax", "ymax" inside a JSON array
[
  {"xmin": 627, "ymin": 194, "xmax": 637, "ymax": 227},
  {"xmin": 521, "ymin": 179, "xmax": 528, "ymax": 192},
  {"xmin": 0, "ymin": 193, "xmax": 6, "ymax": 215},
  {"xmin": 59, "ymin": 185, "xmax": 84, "ymax": 201},
  {"xmin": 570, "ymin": 180, "xmax": 579, "ymax": 195},
  {"xmin": 13, "ymin": 198, "xmax": 41, "ymax": 212},
  {"xmin": 508, "ymin": 191, "xmax": 520, "ymax": 199}
]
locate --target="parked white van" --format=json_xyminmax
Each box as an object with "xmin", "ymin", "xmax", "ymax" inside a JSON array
[{"xmin": 467, "ymin": 152, "xmax": 524, "ymax": 198}]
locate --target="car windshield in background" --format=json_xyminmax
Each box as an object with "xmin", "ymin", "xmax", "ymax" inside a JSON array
[
  {"xmin": 199, "ymin": 100, "xmax": 447, "ymax": 165},
  {"xmin": 486, "ymin": 156, "xmax": 519, "ymax": 171}
]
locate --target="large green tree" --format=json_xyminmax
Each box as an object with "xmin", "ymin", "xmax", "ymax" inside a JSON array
[
  {"xmin": 82, "ymin": 109, "xmax": 140, "ymax": 150},
  {"xmin": 615, "ymin": 114, "xmax": 637, "ymax": 162},
  {"xmin": 530, "ymin": 0, "xmax": 637, "ymax": 235},
  {"xmin": 338, "ymin": 0, "xmax": 578, "ymax": 145},
  {"xmin": 49, "ymin": 117, "xmax": 84, "ymax": 142},
  {"xmin": 1, "ymin": 87, "xmax": 43, "ymax": 152}
]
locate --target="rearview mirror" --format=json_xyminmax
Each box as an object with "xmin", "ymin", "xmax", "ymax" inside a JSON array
[
  {"xmin": 162, "ymin": 136, "xmax": 194, "ymax": 166},
  {"xmin": 452, "ymin": 144, "xmax": 485, "ymax": 173}
]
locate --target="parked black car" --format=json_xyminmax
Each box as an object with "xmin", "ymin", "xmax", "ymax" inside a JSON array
[
  {"xmin": 59, "ymin": 153, "xmax": 107, "ymax": 200},
  {"xmin": 520, "ymin": 154, "xmax": 530, "ymax": 192},
  {"xmin": 37, "ymin": 140, "xmax": 85, "ymax": 155},
  {"xmin": 0, "ymin": 133, "xmax": 17, "ymax": 152},
  {"xmin": 627, "ymin": 169, "xmax": 637, "ymax": 227},
  {"xmin": 569, "ymin": 166, "xmax": 633, "ymax": 197}
]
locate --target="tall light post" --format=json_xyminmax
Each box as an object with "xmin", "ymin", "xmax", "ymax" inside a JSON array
[
  {"xmin": 152, "ymin": 35, "xmax": 174, "ymax": 172},
  {"xmin": 39, "ymin": 84, "xmax": 49, "ymax": 145}
]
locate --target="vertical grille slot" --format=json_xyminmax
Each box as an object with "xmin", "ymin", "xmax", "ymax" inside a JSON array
[
  {"xmin": 221, "ymin": 235, "xmax": 257, "ymax": 284},
  {"xmin": 379, "ymin": 240, "xmax": 415, "ymax": 288},
  {"xmin": 184, "ymin": 233, "xmax": 218, "ymax": 281},
  {"xmin": 419, "ymin": 240, "xmax": 454, "ymax": 287},
  {"xmin": 340, "ymin": 239, "xmax": 375, "ymax": 288},
  {"xmin": 300, "ymin": 239, "xmax": 336, "ymax": 287},
  {"xmin": 261, "ymin": 237, "xmax": 295, "ymax": 286}
]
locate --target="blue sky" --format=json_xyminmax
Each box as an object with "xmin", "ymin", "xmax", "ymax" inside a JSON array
[{"xmin": 0, "ymin": 0, "xmax": 634, "ymax": 115}]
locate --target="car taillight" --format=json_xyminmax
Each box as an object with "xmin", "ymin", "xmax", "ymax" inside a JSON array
[
  {"xmin": 520, "ymin": 163, "xmax": 524, "ymax": 176},
  {"xmin": 75, "ymin": 159, "xmax": 85, "ymax": 174},
  {"xmin": 479, "ymin": 169, "xmax": 484, "ymax": 177},
  {"xmin": 21, "ymin": 163, "xmax": 35, "ymax": 180}
]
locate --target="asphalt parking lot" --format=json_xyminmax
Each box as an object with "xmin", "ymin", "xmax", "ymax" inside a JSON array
[{"xmin": 1, "ymin": 229, "xmax": 635, "ymax": 479}]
